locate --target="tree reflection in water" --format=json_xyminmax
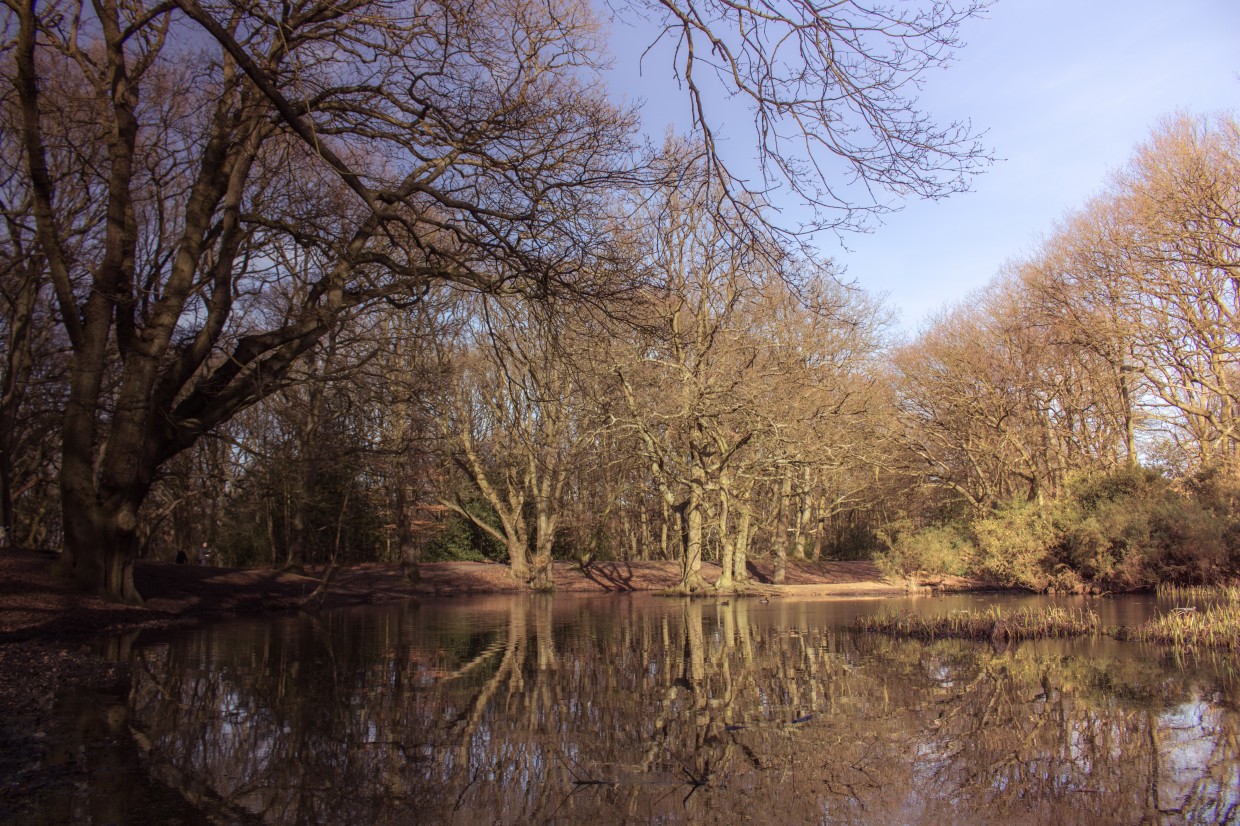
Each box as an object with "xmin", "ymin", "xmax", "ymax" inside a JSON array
[{"xmin": 50, "ymin": 596, "xmax": 1240, "ymax": 823}]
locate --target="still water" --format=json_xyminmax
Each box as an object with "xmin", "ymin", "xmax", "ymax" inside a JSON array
[{"xmin": 27, "ymin": 594, "xmax": 1240, "ymax": 824}]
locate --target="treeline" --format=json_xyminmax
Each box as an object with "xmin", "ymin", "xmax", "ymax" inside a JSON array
[
  {"xmin": 885, "ymin": 113, "xmax": 1240, "ymax": 590},
  {"xmin": 0, "ymin": 0, "xmax": 1234, "ymax": 598},
  {"xmin": 8, "ymin": 111, "xmax": 1237, "ymax": 594},
  {"xmin": 4, "ymin": 148, "xmax": 895, "ymax": 591}
]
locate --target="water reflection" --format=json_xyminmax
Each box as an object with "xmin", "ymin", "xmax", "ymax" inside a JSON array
[{"xmin": 45, "ymin": 596, "xmax": 1240, "ymax": 823}]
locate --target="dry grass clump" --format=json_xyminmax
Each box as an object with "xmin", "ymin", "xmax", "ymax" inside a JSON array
[
  {"xmin": 856, "ymin": 596, "xmax": 1240, "ymax": 655},
  {"xmin": 1154, "ymin": 583, "xmax": 1240, "ymax": 604},
  {"xmin": 853, "ymin": 605, "xmax": 1102, "ymax": 641},
  {"xmin": 1123, "ymin": 603, "xmax": 1240, "ymax": 652}
]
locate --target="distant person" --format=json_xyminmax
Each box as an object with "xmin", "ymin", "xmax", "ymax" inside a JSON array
[
  {"xmin": 200, "ymin": 542, "xmax": 212, "ymax": 566},
  {"xmin": 175, "ymin": 549, "xmax": 188, "ymax": 564}
]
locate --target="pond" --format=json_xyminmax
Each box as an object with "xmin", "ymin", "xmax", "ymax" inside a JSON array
[{"xmin": 22, "ymin": 593, "xmax": 1240, "ymax": 824}]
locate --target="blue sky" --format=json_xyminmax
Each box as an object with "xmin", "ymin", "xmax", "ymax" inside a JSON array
[{"xmin": 604, "ymin": 0, "xmax": 1240, "ymax": 335}]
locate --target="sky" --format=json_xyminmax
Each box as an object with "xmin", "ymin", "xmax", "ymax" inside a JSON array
[{"xmin": 603, "ymin": 0, "xmax": 1240, "ymax": 335}]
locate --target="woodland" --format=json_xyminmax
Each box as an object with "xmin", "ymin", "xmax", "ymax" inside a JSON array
[{"xmin": 1, "ymin": 0, "xmax": 1237, "ymax": 603}]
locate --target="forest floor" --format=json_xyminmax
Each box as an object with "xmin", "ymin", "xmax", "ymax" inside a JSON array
[{"xmin": 0, "ymin": 546, "xmax": 967, "ymax": 814}]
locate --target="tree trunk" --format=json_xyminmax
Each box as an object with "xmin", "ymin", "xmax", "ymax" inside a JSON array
[
  {"xmin": 773, "ymin": 470, "xmax": 792, "ymax": 584},
  {"xmin": 792, "ymin": 466, "xmax": 811, "ymax": 560},
  {"xmin": 733, "ymin": 497, "xmax": 752, "ymax": 585},
  {"xmin": 529, "ymin": 515, "xmax": 555, "ymax": 591},
  {"xmin": 508, "ymin": 532, "xmax": 531, "ymax": 581},
  {"xmin": 811, "ymin": 507, "xmax": 827, "ymax": 561},
  {"xmin": 57, "ymin": 482, "xmax": 144, "ymax": 604},
  {"xmin": 659, "ymin": 496, "xmax": 672, "ymax": 560},
  {"xmin": 714, "ymin": 487, "xmax": 734, "ymax": 592},
  {"xmin": 0, "ymin": 255, "xmax": 40, "ymax": 549},
  {"xmin": 678, "ymin": 493, "xmax": 707, "ymax": 592},
  {"xmin": 394, "ymin": 483, "xmax": 420, "ymax": 583},
  {"xmin": 0, "ymin": 449, "xmax": 13, "ymax": 549},
  {"xmin": 528, "ymin": 553, "xmax": 554, "ymax": 591},
  {"xmin": 1120, "ymin": 361, "xmax": 1138, "ymax": 468},
  {"xmin": 530, "ymin": 480, "xmax": 557, "ymax": 591}
]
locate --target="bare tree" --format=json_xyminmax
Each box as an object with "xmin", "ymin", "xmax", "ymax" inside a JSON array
[
  {"xmin": 624, "ymin": 0, "xmax": 989, "ymax": 230},
  {"xmin": 431, "ymin": 296, "xmax": 595, "ymax": 588},
  {"xmin": 608, "ymin": 146, "xmax": 885, "ymax": 590},
  {"xmin": 1110, "ymin": 114, "xmax": 1240, "ymax": 470},
  {"xmin": 6, "ymin": 0, "xmax": 635, "ymax": 600},
  {"xmin": 1020, "ymin": 113, "xmax": 1240, "ymax": 475},
  {"xmin": 889, "ymin": 274, "xmax": 1133, "ymax": 515},
  {"xmin": 609, "ymin": 154, "xmax": 775, "ymax": 592}
]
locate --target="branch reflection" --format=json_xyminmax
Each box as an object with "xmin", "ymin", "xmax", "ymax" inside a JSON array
[{"xmin": 71, "ymin": 597, "xmax": 1240, "ymax": 823}]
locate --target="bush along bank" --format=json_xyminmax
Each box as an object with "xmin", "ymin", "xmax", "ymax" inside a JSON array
[{"xmin": 876, "ymin": 467, "xmax": 1240, "ymax": 594}]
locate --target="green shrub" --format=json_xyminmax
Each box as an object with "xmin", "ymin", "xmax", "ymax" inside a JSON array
[
  {"xmin": 881, "ymin": 468, "xmax": 1239, "ymax": 591},
  {"xmin": 1134, "ymin": 496, "xmax": 1227, "ymax": 584},
  {"xmin": 422, "ymin": 504, "xmax": 507, "ymax": 562},
  {"xmin": 875, "ymin": 521, "xmax": 973, "ymax": 579},
  {"xmin": 971, "ymin": 501, "xmax": 1057, "ymax": 590},
  {"xmin": 1057, "ymin": 515, "xmax": 1117, "ymax": 581},
  {"xmin": 1055, "ymin": 468, "xmax": 1233, "ymax": 589}
]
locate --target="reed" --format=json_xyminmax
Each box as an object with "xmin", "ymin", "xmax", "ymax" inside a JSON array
[
  {"xmin": 1154, "ymin": 583, "xmax": 1240, "ymax": 604},
  {"xmin": 856, "ymin": 596, "xmax": 1240, "ymax": 655},
  {"xmin": 853, "ymin": 605, "xmax": 1102, "ymax": 641},
  {"xmin": 1124, "ymin": 603, "xmax": 1240, "ymax": 652}
]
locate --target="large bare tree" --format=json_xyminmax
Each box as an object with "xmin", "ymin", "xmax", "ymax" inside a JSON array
[
  {"xmin": 6, "ymin": 0, "xmax": 636, "ymax": 600},
  {"xmin": 430, "ymin": 296, "xmax": 598, "ymax": 588}
]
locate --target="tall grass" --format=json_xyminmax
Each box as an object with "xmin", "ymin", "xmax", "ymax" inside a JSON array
[
  {"xmin": 854, "ymin": 605, "xmax": 1102, "ymax": 641},
  {"xmin": 856, "ymin": 599, "xmax": 1240, "ymax": 654},
  {"xmin": 1123, "ymin": 603, "xmax": 1240, "ymax": 652},
  {"xmin": 1154, "ymin": 583, "xmax": 1240, "ymax": 604}
]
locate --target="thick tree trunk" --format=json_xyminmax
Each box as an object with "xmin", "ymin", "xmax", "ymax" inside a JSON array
[
  {"xmin": 57, "ymin": 483, "xmax": 144, "ymax": 604},
  {"xmin": 508, "ymin": 534, "xmax": 531, "ymax": 581},
  {"xmin": 677, "ymin": 494, "xmax": 707, "ymax": 592},
  {"xmin": 772, "ymin": 544, "xmax": 787, "ymax": 585},
  {"xmin": 528, "ymin": 554, "xmax": 554, "ymax": 591},
  {"xmin": 394, "ymin": 484, "xmax": 420, "ymax": 582},
  {"xmin": 732, "ymin": 499, "xmax": 752, "ymax": 585},
  {"xmin": 529, "ymin": 516, "xmax": 556, "ymax": 591}
]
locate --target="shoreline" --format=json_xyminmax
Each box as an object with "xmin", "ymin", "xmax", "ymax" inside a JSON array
[
  {"xmin": 0, "ymin": 548, "xmax": 987, "ymax": 820},
  {"xmin": 0, "ymin": 549, "xmax": 936, "ymax": 645}
]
